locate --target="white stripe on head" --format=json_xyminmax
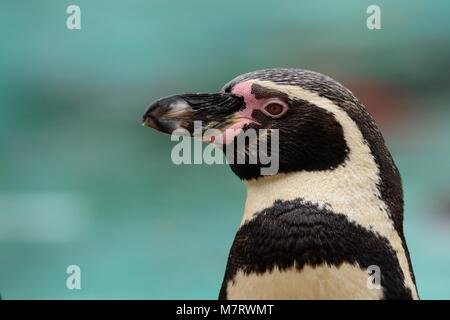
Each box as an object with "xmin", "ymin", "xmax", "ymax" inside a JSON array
[{"xmin": 241, "ymin": 79, "xmax": 418, "ymax": 298}]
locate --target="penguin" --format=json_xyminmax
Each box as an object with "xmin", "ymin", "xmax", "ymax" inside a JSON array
[{"xmin": 142, "ymin": 68, "xmax": 418, "ymax": 300}]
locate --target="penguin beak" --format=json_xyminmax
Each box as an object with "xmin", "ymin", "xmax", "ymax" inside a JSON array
[{"xmin": 142, "ymin": 93, "xmax": 251, "ymax": 144}]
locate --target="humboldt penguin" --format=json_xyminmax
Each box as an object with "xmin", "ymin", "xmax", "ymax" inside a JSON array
[{"xmin": 142, "ymin": 68, "xmax": 418, "ymax": 300}]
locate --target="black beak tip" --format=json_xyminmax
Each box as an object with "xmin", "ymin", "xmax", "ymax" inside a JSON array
[
  {"xmin": 142, "ymin": 99, "xmax": 163, "ymax": 127},
  {"xmin": 142, "ymin": 114, "xmax": 158, "ymax": 129},
  {"xmin": 142, "ymin": 108, "xmax": 177, "ymax": 134}
]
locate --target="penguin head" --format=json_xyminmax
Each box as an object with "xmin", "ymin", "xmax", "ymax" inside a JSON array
[{"xmin": 143, "ymin": 68, "xmax": 381, "ymax": 180}]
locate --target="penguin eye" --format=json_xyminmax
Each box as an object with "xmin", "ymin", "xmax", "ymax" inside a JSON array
[{"xmin": 263, "ymin": 102, "xmax": 286, "ymax": 118}]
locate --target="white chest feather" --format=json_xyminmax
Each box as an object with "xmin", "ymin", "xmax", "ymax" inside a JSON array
[{"xmin": 227, "ymin": 263, "xmax": 383, "ymax": 300}]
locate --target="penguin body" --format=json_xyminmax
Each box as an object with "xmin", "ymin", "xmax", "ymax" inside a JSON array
[
  {"xmin": 220, "ymin": 199, "xmax": 412, "ymax": 300},
  {"xmin": 143, "ymin": 68, "xmax": 418, "ymax": 300}
]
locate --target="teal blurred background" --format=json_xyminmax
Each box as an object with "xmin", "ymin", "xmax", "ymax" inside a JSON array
[{"xmin": 1, "ymin": 0, "xmax": 450, "ymax": 299}]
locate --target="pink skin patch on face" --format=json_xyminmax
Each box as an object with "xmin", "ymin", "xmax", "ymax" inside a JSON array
[
  {"xmin": 203, "ymin": 81, "xmax": 288, "ymax": 145},
  {"xmin": 202, "ymin": 81, "xmax": 257, "ymax": 145},
  {"xmin": 232, "ymin": 81, "xmax": 288, "ymax": 119}
]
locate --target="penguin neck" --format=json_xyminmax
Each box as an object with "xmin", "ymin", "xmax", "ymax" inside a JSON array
[
  {"xmin": 240, "ymin": 133, "xmax": 405, "ymax": 282},
  {"xmin": 242, "ymin": 159, "xmax": 381, "ymax": 226},
  {"xmin": 240, "ymin": 146, "xmax": 419, "ymax": 300},
  {"xmin": 241, "ymin": 130, "xmax": 387, "ymax": 232}
]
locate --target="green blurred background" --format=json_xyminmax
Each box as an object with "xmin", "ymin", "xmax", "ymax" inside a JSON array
[{"xmin": 1, "ymin": 0, "xmax": 450, "ymax": 299}]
